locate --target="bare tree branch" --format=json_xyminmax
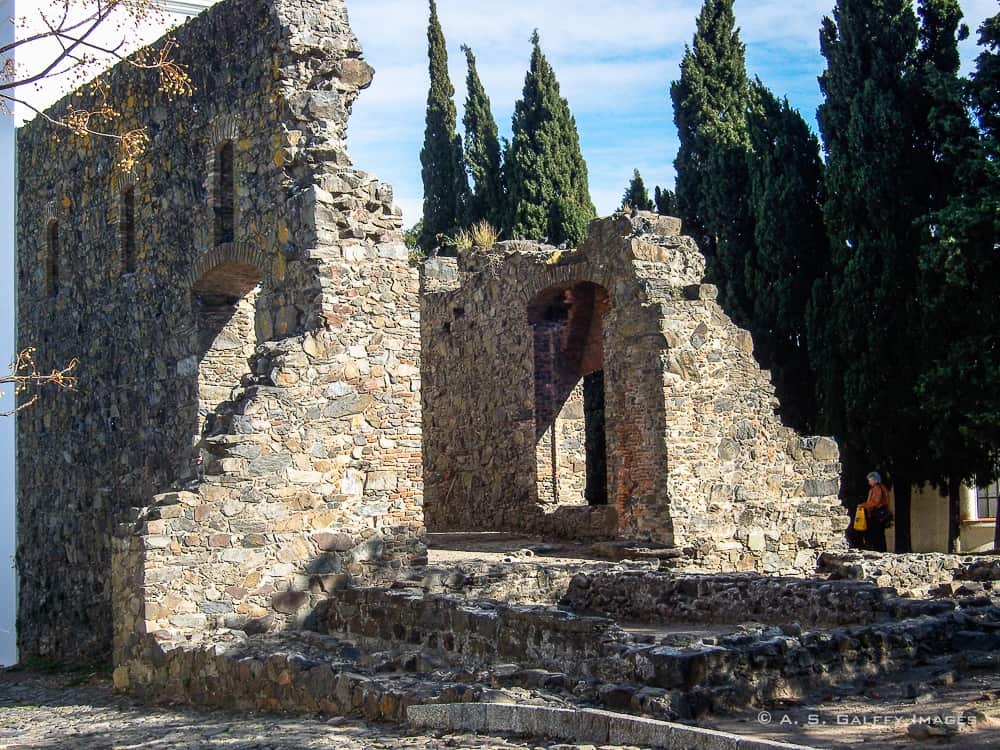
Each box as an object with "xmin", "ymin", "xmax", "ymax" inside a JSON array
[
  {"xmin": 2, "ymin": 4, "xmax": 114, "ymax": 93},
  {"xmin": 1, "ymin": 0, "xmax": 193, "ymax": 173},
  {"xmin": 0, "ymin": 349, "xmax": 78, "ymax": 417}
]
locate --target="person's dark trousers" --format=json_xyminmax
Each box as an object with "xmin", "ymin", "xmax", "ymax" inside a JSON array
[
  {"xmin": 864, "ymin": 518, "xmax": 887, "ymax": 552},
  {"xmin": 846, "ymin": 522, "xmax": 865, "ymax": 550}
]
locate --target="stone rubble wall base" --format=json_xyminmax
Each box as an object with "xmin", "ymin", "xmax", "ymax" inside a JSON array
[
  {"xmin": 316, "ymin": 588, "xmax": 625, "ymax": 675},
  {"xmin": 110, "ymin": 634, "xmax": 478, "ymax": 722},
  {"xmin": 818, "ymin": 551, "xmax": 1000, "ymax": 596},
  {"xmin": 562, "ymin": 570, "xmax": 956, "ymax": 629},
  {"xmin": 406, "ymin": 703, "xmax": 816, "ymax": 750},
  {"xmin": 316, "ymin": 586, "xmax": 1000, "ymax": 714}
]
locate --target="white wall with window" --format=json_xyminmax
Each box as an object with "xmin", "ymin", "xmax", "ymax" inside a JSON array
[{"xmin": 903, "ymin": 481, "xmax": 996, "ymax": 554}]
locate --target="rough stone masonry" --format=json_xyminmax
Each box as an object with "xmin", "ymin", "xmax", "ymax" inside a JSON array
[
  {"xmin": 420, "ymin": 214, "xmax": 844, "ymax": 571},
  {"xmin": 16, "ymin": 0, "xmax": 843, "ymax": 670},
  {"xmin": 17, "ymin": 0, "xmax": 423, "ymax": 664}
]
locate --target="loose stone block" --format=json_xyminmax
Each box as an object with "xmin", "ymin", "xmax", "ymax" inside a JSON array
[
  {"xmin": 670, "ymin": 725, "xmax": 740, "ymax": 750},
  {"xmin": 406, "ymin": 703, "xmax": 453, "ymax": 730},
  {"xmin": 608, "ymin": 715, "xmax": 674, "ymax": 748},
  {"xmin": 312, "ymin": 532, "xmax": 355, "ymax": 552},
  {"xmin": 483, "ymin": 703, "xmax": 519, "ymax": 734},
  {"xmin": 451, "ymin": 702, "xmax": 488, "ymax": 733}
]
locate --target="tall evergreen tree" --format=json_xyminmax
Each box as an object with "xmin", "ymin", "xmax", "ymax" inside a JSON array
[
  {"xmin": 670, "ymin": 0, "xmax": 754, "ymax": 324},
  {"xmin": 461, "ymin": 45, "xmax": 505, "ymax": 229},
  {"xmin": 418, "ymin": 0, "xmax": 469, "ymax": 253},
  {"xmin": 814, "ymin": 0, "xmax": 971, "ymax": 549},
  {"xmin": 915, "ymin": 6, "xmax": 1000, "ymax": 551},
  {"xmin": 654, "ymin": 186, "xmax": 678, "ymax": 216},
  {"xmin": 506, "ymin": 31, "xmax": 595, "ymax": 246},
  {"xmin": 745, "ymin": 79, "xmax": 826, "ymax": 431},
  {"xmin": 621, "ymin": 169, "xmax": 654, "ymax": 211}
]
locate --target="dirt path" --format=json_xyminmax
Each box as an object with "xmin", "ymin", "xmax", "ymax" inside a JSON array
[{"xmin": 708, "ymin": 658, "xmax": 1000, "ymax": 749}]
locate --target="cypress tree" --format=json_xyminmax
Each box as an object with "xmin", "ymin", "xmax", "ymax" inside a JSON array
[
  {"xmin": 745, "ymin": 79, "xmax": 826, "ymax": 431},
  {"xmin": 621, "ymin": 169, "xmax": 654, "ymax": 211},
  {"xmin": 506, "ymin": 31, "xmax": 595, "ymax": 246},
  {"xmin": 654, "ymin": 186, "xmax": 678, "ymax": 216},
  {"xmin": 670, "ymin": 0, "xmax": 754, "ymax": 325},
  {"xmin": 461, "ymin": 45, "xmax": 505, "ymax": 229},
  {"xmin": 915, "ymin": 5, "xmax": 1000, "ymax": 551},
  {"xmin": 816, "ymin": 0, "xmax": 919, "ymax": 547},
  {"xmin": 418, "ymin": 0, "xmax": 469, "ymax": 253},
  {"xmin": 971, "ymin": 13, "xmax": 1000, "ymax": 139},
  {"xmin": 815, "ymin": 0, "xmax": 972, "ymax": 549}
]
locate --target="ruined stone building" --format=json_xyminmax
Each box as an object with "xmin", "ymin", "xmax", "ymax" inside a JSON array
[
  {"xmin": 15, "ymin": 0, "xmax": 843, "ymax": 673},
  {"xmin": 420, "ymin": 218, "xmax": 843, "ymax": 568}
]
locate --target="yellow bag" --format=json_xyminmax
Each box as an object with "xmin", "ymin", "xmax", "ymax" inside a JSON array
[{"xmin": 853, "ymin": 505, "xmax": 868, "ymax": 532}]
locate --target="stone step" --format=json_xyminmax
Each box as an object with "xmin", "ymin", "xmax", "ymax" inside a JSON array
[
  {"xmin": 561, "ymin": 569, "xmax": 958, "ymax": 630},
  {"xmin": 590, "ymin": 540, "xmax": 690, "ymax": 563},
  {"xmin": 408, "ymin": 703, "xmax": 817, "ymax": 750},
  {"xmin": 393, "ymin": 558, "xmax": 615, "ymax": 605},
  {"xmin": 115, "ymin": 630, "xmax": 488, "ymax": 722},
  {"xmin": 313, "ymin": 584, "xmax": 1000, "ymax": 718}
]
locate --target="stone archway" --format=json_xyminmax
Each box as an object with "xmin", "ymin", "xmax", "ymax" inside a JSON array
[
  {"xmin": 190, "ymin": 253, "xmax": 265, "ymax": 442},
  {"xmin": 528, "ymin": 281, "xmax": 611, "ymax": 509}
]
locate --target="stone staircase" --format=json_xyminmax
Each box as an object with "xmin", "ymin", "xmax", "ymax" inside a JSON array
[{"xmin": 114, "ymin": 530, "xmax": 1000, "ymax": 733}]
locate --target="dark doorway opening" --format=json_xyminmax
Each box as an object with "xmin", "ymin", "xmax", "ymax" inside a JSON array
[
  {"xmin": 584, "ymin": 370, "xmax": 608, "ymax": 506},
  {"xmin": 191, "ymin": 260, "xmax": 261, "ymax": 440},
  {"xmin": 529, "ymin": 281, "xmax": 610, "ymax": 508}
]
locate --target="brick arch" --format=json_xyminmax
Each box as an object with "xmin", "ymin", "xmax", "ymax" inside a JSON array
[
  {"xmin": 186, "ymin": 242, "xmax": 273, "ymax": 291},
  {"xmin": 516, "ymin": 261, "xmax": 668, "ymax": 350},
  {"xmin": 110, "ymin": 167, "xmax": 137, "ymax": 194},
  {"xmin": 528, "ymin": 280, "xmax": 610, "ymax": 378},
  {"xmin": 514, "ymin": 263, "xmax": 618, "ymax": 309}
]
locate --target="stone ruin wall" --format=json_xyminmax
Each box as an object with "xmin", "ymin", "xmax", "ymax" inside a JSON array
[
  {"xmin": 17, "ymin": 0, "xmax": 423, "ymax": 665},
  {"xmin": 17, "ymin": 0, "xmax": 848, "ymax": 674},
  {"xmin": 421, "ymin": 213, "xmax": 845, "ymax": 574}
]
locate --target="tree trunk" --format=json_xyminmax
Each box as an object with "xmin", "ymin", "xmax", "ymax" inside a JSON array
[
  {"xmin": 994, "ymin": 510, "xmax": 1000, "ymax": 553},
  {"xmin": 894, "ymin": 473, "xmax": 912, "ymax": 552},
  {"xmin": 947, "ymin": 476, "xmax": 961, "ymax": 554}
]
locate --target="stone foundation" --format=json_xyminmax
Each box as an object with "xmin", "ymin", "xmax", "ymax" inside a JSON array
[
  {"xmin": 314, "ymin": 582, "xmax": 1000, "ymax": 715},
  {"xmin": 111, "ymin": 630, "xmax": 481, "ymax": 722},
  {"xmin": 562, "ymin": 570, "xmax": 955, "ymax": 628},
  {"xmin": 818, "ymin": 551, "xmax": 1000, "ymax": 596}
]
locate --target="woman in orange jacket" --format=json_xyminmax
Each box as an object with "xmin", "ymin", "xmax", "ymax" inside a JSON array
[{"xmin": 860, "ymin": 471, "xmax": 891, "ymax": 551}]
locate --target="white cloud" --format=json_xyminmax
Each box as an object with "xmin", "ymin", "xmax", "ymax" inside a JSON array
[{"xmin": 349, "ymin": 0, "xmax": 998, "ymax": 219}]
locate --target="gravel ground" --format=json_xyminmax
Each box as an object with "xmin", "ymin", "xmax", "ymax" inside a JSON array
[
  {"xmin": 7, "ymin": 664, "xmax": 1000, "ymax": 749},
  {"xmin": 0, "ymin": 670, "xmax": 639, "ymax": 750},
  {"xmin": 712, "ymin": 658, "xmax": 1000, "ymax": 749}
]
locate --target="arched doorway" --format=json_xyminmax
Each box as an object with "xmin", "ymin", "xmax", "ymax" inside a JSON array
[
  {"xmin": 528, "ymin": 281, "xmax": 611, "ymax": 508},
  {"xmin": 191, "ymin": 260, "xmax": 262, "ymax": 441}
]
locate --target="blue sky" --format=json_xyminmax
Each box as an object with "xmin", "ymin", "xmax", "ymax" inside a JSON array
[
  {"xmin": 346, "ymin": 0, "xmax": 997, "ymax": 223},
  {"xmin": 1, "ymin": 0, "xmax": 997, "ymax": 665}
]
